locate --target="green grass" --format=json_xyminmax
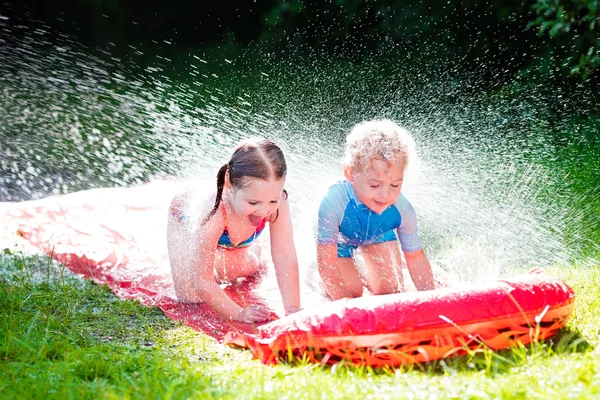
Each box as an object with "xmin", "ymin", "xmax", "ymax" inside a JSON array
[{"xmin": 1, "ymin": 252, "xmax": 599, "ymax": 399}]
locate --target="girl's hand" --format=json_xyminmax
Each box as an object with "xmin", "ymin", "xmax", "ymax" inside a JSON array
[{"xmin": 234, "ymin": 304, "xmax": 272, "ymax": 323}]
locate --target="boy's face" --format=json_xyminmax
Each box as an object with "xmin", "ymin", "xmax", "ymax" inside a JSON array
[{"xmin": 344, "ymin": 158, "xmax": 406, "ymax": 214}]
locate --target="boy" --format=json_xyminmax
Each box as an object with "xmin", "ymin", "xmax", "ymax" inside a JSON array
[{"xmin": 316, "ymin": 119, "xmax": 435, "ymax": 300}]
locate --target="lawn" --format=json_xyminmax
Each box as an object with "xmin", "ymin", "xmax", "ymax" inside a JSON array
[{"xmin": 1, "ymin": 251, "xmax": 599, "ymax": 399}]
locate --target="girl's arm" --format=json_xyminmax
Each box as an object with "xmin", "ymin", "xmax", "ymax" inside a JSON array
[
  {"xmin": 170, "ymin": 206, "xmax": 265, "ymax": 322},
  {"xmin": 404, "ymin": 249, "xmax": 435, "ymax": 291},
  {"xmin": 269, "ymin": 193, "xmax": 301, "ymax": 314}
]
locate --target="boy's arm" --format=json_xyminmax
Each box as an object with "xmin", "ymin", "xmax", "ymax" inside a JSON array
[
  {"xmin": 269, "ymin": 194, "xmax": 301, "ymax": 315},
  {"xmin": 396, "ymin": 194, "xmax": 435, "ymax": 291},
  {"xmin": 315, "ymin": 185, "xmax": 356, "ymax": 300},
  {"xmin": 317, "ymin": 243, "xmax": 360, "ymax": 300},
  {"xmin": 404, "ymin": 249, "xmax": 435, "ymax": 291}
]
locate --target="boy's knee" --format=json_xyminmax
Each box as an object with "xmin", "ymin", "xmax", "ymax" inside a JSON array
[
  {"xmin": 370, "ymin": 286, "xmax": 396, "ymax": 296},
  {"xmin": 347, "ymin": 284, "xmax": 364, "ymax": 298},
  {"xmin": 368, "ymin": 278, "xmax": 399, "ymax": 295}
]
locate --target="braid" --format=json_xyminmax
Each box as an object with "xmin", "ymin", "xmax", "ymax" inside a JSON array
[{"xmin": 201, "ymin": 164, "xmax": 228, "ymax": 225}]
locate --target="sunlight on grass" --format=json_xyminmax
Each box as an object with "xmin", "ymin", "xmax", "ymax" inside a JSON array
[{"xmin": 1, "ymin": 252, "xmax": 599, "ymax": 399}]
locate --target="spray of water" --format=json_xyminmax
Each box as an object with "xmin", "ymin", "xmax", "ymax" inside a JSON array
[{"xmin": 1, "ymin": 17, "xmax": 598, "ymax": 284}]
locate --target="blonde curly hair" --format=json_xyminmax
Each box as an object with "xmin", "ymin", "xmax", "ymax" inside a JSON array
[{"xmin": 343, "ymin": 119, "xmax": 415, "ymax": 172}]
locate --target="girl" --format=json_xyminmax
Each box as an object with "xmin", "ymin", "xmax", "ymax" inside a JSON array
[
  {"xmin": 316, "ymin": 119, "xmax": 435, "ymax": 300},
  {"xmin": 168, "ymin": 138, "xmax": 301, "ymax": 323}
]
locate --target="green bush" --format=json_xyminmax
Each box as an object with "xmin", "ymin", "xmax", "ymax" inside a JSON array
[{"xmin": 529, "ymin": 0, "xmax": 600, "ymax": 79}]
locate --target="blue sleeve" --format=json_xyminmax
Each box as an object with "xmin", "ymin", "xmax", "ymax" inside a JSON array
[
  {"xmin": 315, "ymin": 183, "xmax": 346, "ymax": 244},
  {"xmin": 394, "ymin": 194, "xmax": 423, "ymax": 253}
]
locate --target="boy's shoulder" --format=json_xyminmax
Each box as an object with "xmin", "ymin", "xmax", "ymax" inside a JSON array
[
  {"xmin": 392, "ymin": 193, "xmax": 416, "ymax": 216},
  {"xmin": 318, "ymin": 180, "xmax": 354, "ymax": 210},
  {"xmin": 322, "ymin": 180, "xmax": 353, "ymax": 199},
  {"xmin": 325, "ymin": 179, "xmax": 351, "ymax": 191}
]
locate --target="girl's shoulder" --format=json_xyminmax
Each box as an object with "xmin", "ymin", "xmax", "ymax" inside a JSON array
[{"xmin": 170, "ymin": 186, "xmax": 222, "ymax": 228}]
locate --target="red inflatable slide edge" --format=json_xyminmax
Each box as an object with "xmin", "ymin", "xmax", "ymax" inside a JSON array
[{"xmin": 225, "ymin": 272, "xmax": 575, "ymax": 366}]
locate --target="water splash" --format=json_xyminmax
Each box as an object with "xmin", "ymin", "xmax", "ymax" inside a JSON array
[{"xmin": 1, "ymin": 18, "xmax": 598, "ymax": 283}]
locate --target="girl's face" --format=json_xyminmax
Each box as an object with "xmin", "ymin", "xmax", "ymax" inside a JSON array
[
  {"xmin": 345, "ymin": 158, "xmax": 406, "ymax": 214},
  {"xmin": 228, "ymin": 177, "xmax": 286, "ymax": 226}
]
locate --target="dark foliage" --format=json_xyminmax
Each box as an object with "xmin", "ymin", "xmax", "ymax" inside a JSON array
[{"xmin": 1, "ymin": 0, "xmax": 598, "ymax": 84}]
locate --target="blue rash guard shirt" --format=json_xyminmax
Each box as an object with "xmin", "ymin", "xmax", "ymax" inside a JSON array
[{"xmin": 316, "ymin": 180, "xmax": 423, "ymax": 258}]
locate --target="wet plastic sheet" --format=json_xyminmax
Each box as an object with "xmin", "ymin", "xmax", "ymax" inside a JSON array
[{"xmin": 1, "ymin": 180, "xmax": 299, "ymax": 340}]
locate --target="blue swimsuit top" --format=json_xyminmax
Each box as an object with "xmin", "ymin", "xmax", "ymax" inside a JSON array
[
  {"xmin": 315, "ymin": 180, "xmax": 423, "ymax": 252},
  {"xmin": 217, "ymin": 205, "xmax": 267, "ymax": 250}
]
